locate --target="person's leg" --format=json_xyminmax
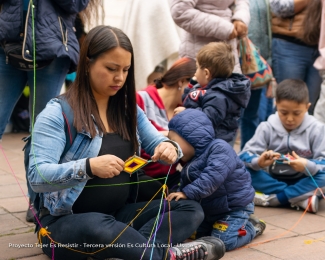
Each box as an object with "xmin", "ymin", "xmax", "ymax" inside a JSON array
[
  {"xmin": 258, "ymin": 88, "xmax": 267, "ymax": 122},
  {"xmin": 272, "ymin": 38, "xmax": 322, "ymax": 114},
  {"xmin": 283, "ymin": 170, "xmax": 325, "ymax": 204},
  {"xmin": 39, "ymin": 213, "xmax": 169, "ymax": 260},
  {"xmin": 271, "ymin": 38, "xmax": 307, "ymax": 84},
  {"xmin": 240, "ymin": 88, "xmax": 262, "ymax": 150},
  {"xmin": 0, "ymin": 48, "xmax": 28, "ymax": 139},
  {"xmin": 115, "ymin": 199, "xmax": 204, "ymax": 245},
  {"xmin": 249, "ymin": 168, "xmax": 288, "ymax": 195},
  {"xmin": 210, "ymin": 202, "xmax": 256, "ymax": 251},
  {"xmin": 116, "ymin": 199, "xmax": 225, "ymax": 259},
  {"xmin": 304, "ymin": 51, "xmax": 322, "ymax": 114},
  {"xmin": 314, "ymin": 71, "xmax": 325, "ymax": 123},
  {"xmin": 27, "ymin": 57, "xmax": 70, "ymax": 127}
]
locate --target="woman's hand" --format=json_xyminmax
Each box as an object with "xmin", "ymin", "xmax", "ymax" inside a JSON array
[
  {"xmin": 258, "ymin": 150, "xmax": 281, "ymax": 168},
  {"xmin": 283, "ymin": 151, "xmax": 307, "ymax": 172},
  {"xmin": 266, "ymin": 78, "xmax": 277, "ymax": 98},
  {"xmin": 151, "ymin": 142, "xmax": 178, "ymax": 164},
  {"xmin": 89, "ymin": 155, "xmax": 125, "ymax": 178},
  {"xmin": 167, "ymin": 192, "xmax": 187, "ymax": 201},
  {"xmin": 233, "ymin": 20, "xmax": 247, "ymax": 38}
]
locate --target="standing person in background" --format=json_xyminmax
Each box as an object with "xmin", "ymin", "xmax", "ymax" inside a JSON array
[
  {"xmin": 0, "ymin": 0, "xmax": 101, "ymax": 222},
  {"xmin": 313, "ymin": 0, "xmax": 325, "ymax": 124},
  {"xmin": 170, "ymin": 0, "xmax": 250, "ymax": 73},
  {"xmin": 121, "ymin": 0, "xmax": 181, "ymax": 89},
  {"xmin": 240, "ymin": 0, "xmax": 274, "ymax": 149},
  {"xmin": 270, "ymin": 0, "xmax": 322, "ymax": 114},
  {"xmin": 136, "ymin": 57, "xmax": 196, "ymax": 200}
]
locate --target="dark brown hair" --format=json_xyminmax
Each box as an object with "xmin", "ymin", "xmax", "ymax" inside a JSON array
[
  {"xmin": 64, "ymin": 25, "xmax": 138, "ymax": 152},
  {"xmin": 154, "ymin": 58, "xmax": 196, "ymax": 88},
  {"xmin": 197, "ymin": 42, "xmax": 235, "ymax": 78},
  {"xmin": 276, "ymin": 79, "xmax": 309, "ymax": 104},
  {"xmin": 300, "ymin": 0, "xmax": 322, "ymax": 45}
]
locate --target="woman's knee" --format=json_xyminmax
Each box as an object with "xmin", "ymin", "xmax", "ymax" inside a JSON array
[{"xmin": 176, "ymin": 199, "xmax": 204, "ymax": 223}]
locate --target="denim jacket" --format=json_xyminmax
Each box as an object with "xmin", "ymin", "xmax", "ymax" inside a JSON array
[{"xmin": 28, "ymin": 98, "xmax": 183, "ymax": 216}]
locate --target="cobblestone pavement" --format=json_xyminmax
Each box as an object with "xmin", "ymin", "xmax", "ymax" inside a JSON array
[{"xmin": 0, "ymin": 133, "xmax": 324, "ymax": 260}]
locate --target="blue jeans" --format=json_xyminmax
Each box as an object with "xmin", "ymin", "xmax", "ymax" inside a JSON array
[
  {"xmin": 196, "ymin": 203, "xmax": 256, "ymax": 251},
  {"xmin": 272, "ymin": 38, "xmax": 322, "ymax": 114},
  {"xmin": 249, "ymin": 168, "xmax": 325, "ymax": 204},
  {"xmin": 240, "ymin": 88, "xmax": 263, "ymax": 150},
  {"xmin": 258, "ymin": 87, "xmax": 274, "ymax": 122},
  {"xmin": 38, "ymin": 199, "xmax": 204, "ymax": 260},
  {"xmin": 0, "ymin": 47, "xmax": 70, "ymax": 139}
]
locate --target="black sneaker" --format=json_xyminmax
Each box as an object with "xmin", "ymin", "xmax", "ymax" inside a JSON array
[
  {"xmin": 248, "ymin": 214, "xmax": 266, "ymax": 237},
  {"xmin": 25, "ymin": 201, "xmax": 35, "ymax": 223},
  {"xmin": 170, "ymin": 236, "xmax": 225, "ymax": 260}
]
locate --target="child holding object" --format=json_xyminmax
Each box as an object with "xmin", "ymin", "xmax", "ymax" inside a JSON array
[
  {"xmin": 240, "ymin": 79, "xmax": 325, "ymax": 213},
  {"xmin": 167, "ymin": 109, "xmax": 265, "ymax": 251}
]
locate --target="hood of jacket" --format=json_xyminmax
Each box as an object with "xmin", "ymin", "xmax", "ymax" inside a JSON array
[
  {"xmin": 207, "ymin": 73, "xmax": 251, "ymax": 108},
  {"xmin": 168, "ymin": 109, "xmax": 215, "ymax": 156},
  {"xmin": 268, "ymin": 112, "xmax": 318, "ymax": 136}
]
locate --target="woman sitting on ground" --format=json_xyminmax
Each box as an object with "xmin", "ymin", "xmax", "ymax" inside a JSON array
[{"xmin": 27, "ymin": 25, "xmax": 224, "ymax": 260}]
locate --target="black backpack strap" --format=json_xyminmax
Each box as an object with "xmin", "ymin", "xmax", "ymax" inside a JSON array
[{"xmin": 57, "ymin": 97, "xmax": 77, "ymax": 157}]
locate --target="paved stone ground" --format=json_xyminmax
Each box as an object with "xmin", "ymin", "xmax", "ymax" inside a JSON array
[{"xmin": 0, "ymin": 133, "xmax": 325, "ymax": 260}]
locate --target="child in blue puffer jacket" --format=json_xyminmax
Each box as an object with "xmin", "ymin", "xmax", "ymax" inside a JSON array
[{"xmin": 167, "ymin": 109, "xmax": 265, "ymax": 251}]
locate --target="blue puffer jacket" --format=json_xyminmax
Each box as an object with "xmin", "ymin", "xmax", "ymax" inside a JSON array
[
  {"xmin": 183, "ymin": 73, "xmax": 251, "ymax": 142},
  {"xmin": 169, "ymin": 109, "xmax": 255, "ymax": 215},
  {"xmin": 0, "ymin": 0, "xmax": 89, "ymax": 71}
]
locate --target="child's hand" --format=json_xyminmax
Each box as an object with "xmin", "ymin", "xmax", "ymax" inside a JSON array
[
  {"xmin": 228, "ymin": 28, "xmax": 238, "ymax": 40},
  {"xmin": 258, "ymin": 150, "xmax": 281, "ymax": 168},
  {"xmin": 167, "ymin": 192, "xmax": 187, "ymax": 201},
  {"xmin": 174, "ymin": 106, "xmax": 186, "ymax": 116},
  {"xmin": 233, "ymin": 20, "xmax": 248, "ymax": 38},
  {"xmin": 283, "ymin": 151, "xmax": 307, "ymax": 172}
]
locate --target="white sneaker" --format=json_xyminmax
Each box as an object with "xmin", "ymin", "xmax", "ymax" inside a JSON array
[
  {"xmin": 291, "ymin": 195, "xmax": 319, "ymax": 213},
  {"xmin": 254, "ymin": 192, "xmax": 273, "ymax": 206}
]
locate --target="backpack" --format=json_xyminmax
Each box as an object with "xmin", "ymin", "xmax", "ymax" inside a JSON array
[{"xmin": 23, "ymin": 97, "xmax": 77, "ymax": 217}]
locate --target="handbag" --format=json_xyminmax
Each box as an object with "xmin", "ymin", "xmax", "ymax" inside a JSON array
[
  {"xmin": 239, "ymin": 37, "xmax": 273, "ymax": 88},
  {"xmin": 268, "ymin": 158, "xmax": 304, "ymax": 180},
  {"xmin": 1, "ymin": 41, "xmax": 53, "ymax": 71}
]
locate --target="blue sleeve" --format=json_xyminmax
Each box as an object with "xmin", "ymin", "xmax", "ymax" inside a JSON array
[
  {"xmin": 53, "ymin": 0, "xmax": 90, "ymax": 13},
  {"xmin": 200, "ymin": 92, "xmax": 227, "ymax": 128},
  {"xmin": 239, "ymin": 122, "xmax": 271, "ymax": 171},
  {"xmin": 28, "ymin": 99, "xmax": 93, "ymax": 193},
  {"xmin": 182, "ymin": 143, "xmax": 236, "ymax": 201}
]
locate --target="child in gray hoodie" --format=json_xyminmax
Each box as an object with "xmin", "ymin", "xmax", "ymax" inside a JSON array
[{"xmin": 240, "ymin": 79, "xmax": 325, "ymax": 213}]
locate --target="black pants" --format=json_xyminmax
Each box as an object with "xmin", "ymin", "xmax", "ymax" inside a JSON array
[
  {"xmin": 39, "ymin": 199, "xmax": 204, "ymax": 260},
  {"xmin": 137, "ymin": 171, "xmax": 181, "ymax": 202}
]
